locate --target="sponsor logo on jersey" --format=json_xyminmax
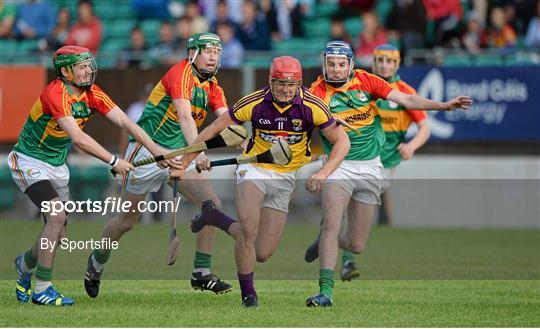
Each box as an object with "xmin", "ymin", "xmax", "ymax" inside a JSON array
[
  {"xmin": 259, "ymin": 131, "xmax": 303, "ymax": 144},
  {"xmin": 344, "ymin": 108, "xmax": 372, "ymax": 123},
  {"xmin": 357, "ymin": 91, "xmax": 369, "ymax": 102},
  {"xmin": 259, "ymin": 118, "xmax": 271, "ymax": 125},
  {"xmin": 291, "ymin": 119, "xmax": 303, "ymax": 131}
]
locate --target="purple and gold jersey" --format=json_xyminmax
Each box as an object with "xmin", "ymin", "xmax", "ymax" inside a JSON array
[{"xmin": 229, "ymin": 86, "xmax": 335, "ymax": 173}]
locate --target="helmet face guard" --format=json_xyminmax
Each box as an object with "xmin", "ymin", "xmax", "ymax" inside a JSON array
[
  {"xmin": 372, "ymin": 44, "xmax": 401, "ymax": 79},
  {"xmin": 322, "ymin": 41, "xmax": 354, "ymax": 84},
  {"xmin": 187, "ymin": 33, "xmax": 222, "ymax": 78},
  {"xmin": 53, "ymin": 46, "xmax": 97, "ymax": 87},
  {"xmin": 269, "ymin": 56, "xmax": 302, "ymax": 104}
]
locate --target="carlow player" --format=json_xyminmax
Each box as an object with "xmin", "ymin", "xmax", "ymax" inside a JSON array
[
  {"xmin": 85, "ymin": 33, "xmax": 235, "ymax": 297},
  {"xmin": 8, "ymin": 45, "xmax": 177, "ymax": 306},
  {"xmin": 304, "ymin": 41, "xmax": 472, "ymax": 307},
  {"xmin": 325, "ymin": 44, "xmax": 432, "ymax": 280},
  {"xmin": 183, "ymin": 56, "xmax": 350, "ymax": 307}
]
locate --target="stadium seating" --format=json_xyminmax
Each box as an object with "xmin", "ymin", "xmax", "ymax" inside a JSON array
[{"xmin": 1, "ymin": 1, "xmax": 538, "ymax": 69}]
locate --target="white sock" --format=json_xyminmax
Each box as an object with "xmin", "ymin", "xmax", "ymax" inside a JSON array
[
  {"xmin": 19, "ymin": 255, "xmax": 33, "ymax": 274},
  {"xmin": 91, "ymin": 254, "xmax": 104, "ymax": 272},
  {"xmin": 193, "ymin": 268, "xmax": 211, "ymax": 276},
  {"xmin": 34, "ymin": 279, "xmax": 52, "ymax": 294}
]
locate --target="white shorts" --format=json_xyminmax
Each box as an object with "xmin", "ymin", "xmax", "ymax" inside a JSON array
[
  {"xmin": 121, "ymin": 142, "xmax": 199, "ymax": 195},
  {"xmin": 234, "ymin": 163, "xmax": 295, "ymax": 213},
  {"xmin": 7, "ymin": 151, "xmax": 70, "ymax": 202},
  {"xmin": 326, "ymin": 157, "xmax": 385, "ymax": 205}
]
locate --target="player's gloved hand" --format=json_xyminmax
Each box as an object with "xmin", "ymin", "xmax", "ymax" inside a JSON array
[
  {"xmin": 305, "ymin": 171, "xmax": 327, "ymax": 194},
  {"xmin": 195, "ymin": 154, "xmax": 212, "ymax": 173},
  {"xmin": 397, "ymin": 142, "xmax": 415, "ymax": 161},
  {"xmin": 444, "ymin": 96, "xmax": 473, "ymax": 111},
  {"xmin": 113, "ymin": 159, "xmax": 134, "ymax": 175}
]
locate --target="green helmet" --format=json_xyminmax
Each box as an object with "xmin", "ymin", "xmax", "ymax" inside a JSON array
[
  {"xmin": 187, "ymin": 33, "xmax": 222, "ymax": 78},
  {"xmin": 53, "ymin": 45, "xmax": 97, "ymax": 87},
  {"xmin": 187, "ymin": 32, "xmax": 222, "ymax": 52}
]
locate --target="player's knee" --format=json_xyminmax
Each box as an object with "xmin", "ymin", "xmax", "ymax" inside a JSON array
[
  {"xmin": 238, "ymin": 225, "xmax": 258, "ymax": 244},
  {"xmin": 46, "ymin": 211, "xmax": 67, "ymax": 227},
  {"xmin": 256, "ymin": 251, "xmax": 273, "ymax": 263},
  {"xmin": 349, "ymin": 241, "xmax": 366, "ymax": 254},
  {"xmin": 118, "ymin": 213, "xmax": 138, "ymax": 233}
]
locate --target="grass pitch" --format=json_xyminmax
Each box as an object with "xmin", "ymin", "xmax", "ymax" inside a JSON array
[{"xmin": 1, "ymin": 219, "xmax": 539, "ymax": 327}]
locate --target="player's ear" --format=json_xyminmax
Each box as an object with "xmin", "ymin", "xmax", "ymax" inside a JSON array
[{"xmin": 60, "ymin": 66, "xmax": 73, "ymax": 80}]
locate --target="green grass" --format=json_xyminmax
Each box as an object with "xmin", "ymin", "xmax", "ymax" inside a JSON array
[{"xmin": 1, "ymin": 219, "xmax": 539, "ymax": 327}]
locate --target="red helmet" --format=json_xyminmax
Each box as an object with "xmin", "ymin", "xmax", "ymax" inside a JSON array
[{"xmin": 269, "ymin": 56, "xmax": 302, "ymax": 81}]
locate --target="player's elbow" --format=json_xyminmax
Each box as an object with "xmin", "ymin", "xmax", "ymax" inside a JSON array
[
  {"xmin": 71, "ymin": 132, "xmax": 89, "ymax": 150},
  {"xmin": 336, "ymin": 132, "xmax": 351, "ymax": 153}
]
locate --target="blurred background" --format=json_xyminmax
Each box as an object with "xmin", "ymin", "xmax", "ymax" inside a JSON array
[{"xmin": 0, "ymin": 0, "xmax": 539, "ymax": 229}]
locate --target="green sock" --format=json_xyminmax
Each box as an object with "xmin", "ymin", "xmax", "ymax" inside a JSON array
[
  {"xmin": 35, "ymin": 263, "xmax": 52, "ymax": 281},
  {"xmin": 342, "ymin": 249, "xmax": 357, "ymax": 266},
  {"xmin": 193, "ymin": 251, "xmax": 211, "ymax": 269},
  {"xmin": 24, "ymin": 249, "xmax": 37, "ymax": 269},
  {"xmin": 93, "ymin": 249, "xmax": 110, "ymax": 265},
  {"xmin": 319, "ymin": 269, "xmax": 334, "ymax": 299}
]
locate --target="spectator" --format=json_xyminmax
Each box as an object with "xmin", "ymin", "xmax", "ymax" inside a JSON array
[
  {"xmin": 13, "ymin": 0, "xmax": 55, "ymax": 39},
  {"xmin": 185, "ymin": 0, "xmax": 209, "ymax": 35},
  {"xmin": 210, "ymin": 0, "xmax": 239, "ymax": 34},
  {"xmin": 259, "ymin": 0, "xmax": 280, "ymax": 41},
  {"xmin": 355, "ymin": 11, "xmax": 388, "ymax": 67},
  {"xmin": 216, "ymin": 21, "xmax": 244, "ymax": 68},
  {"xmin": 462, "ymin": 11, "xmax": 484, "ymax": 55},
  {"xmin": 0, "ymin": 1, "xmax": 16, "ymax": 38},
  {"xmin": 329, "ymin": 15, "xmax": 353, "ymax": 47},
  {"xmin": 40, "ymin": 7, "xmax": 71, "ymax": 51},
  {"xmin": 147, "ymin": 20, "xmax": 178, "ymax": 66},
  {"xmin": 237, "ymin": 0, "xmax": 271, "ymax": 50},
  {"xmin": 131, "ymin": 0, "xmax": 169, "ymax": 20},
  {"xmin": 203, "ymin": 0, "xmax": 243, "ymax": 25},
  {"xmin": 276, "ymin": 0, "xmax": 306, "ymax": 39},
  {"xmin": 337, "ymin": 0, "xmax": 375, "ymax": 18},
  {"xmin": 174, "ymin": 15, "xmax": 191, "ymax": 57},
  {"xmin": 482, "ymin": 6, "xmax": 516, "ymax": 49},
  {"xmin": 386, "ymin": 0, "xmax": 427, "ymax": 53},
  {"xmin": 117, "ymin": 26, "xmax": 148, "ymax": 69},
  {"xmin": 64, "ymin": 0, "xmax": 102, "ymax": 52},
  {"xmin": 423, "ymin": 0, "xmax": 463, "ymax": 47},
  {"xmin": 525, "ymin": 0, "xmax": 540, "ymax": 47}
]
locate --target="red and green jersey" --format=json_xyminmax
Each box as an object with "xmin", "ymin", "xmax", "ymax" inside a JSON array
[
  {"xmin": 13, "ymin": 79, "xmax": 116, "ymax": 166},
  {"xmin": 310, "ymin": 69, "xmax": 393, "ymax": 161},
  {"xmin": 132, "ymin": 59, "xmax": 228, "ymax": 149},
  {"xmin": 376, "ymin": 75, "xmax": 427, "ymax": 168}
]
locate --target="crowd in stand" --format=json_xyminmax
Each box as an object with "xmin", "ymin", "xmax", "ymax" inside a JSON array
[{"xmin": 1, "ymin": 0, "xmax": 539, "ymax": 68}]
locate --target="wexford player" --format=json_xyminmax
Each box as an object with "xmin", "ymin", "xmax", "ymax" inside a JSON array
[
  {"xmin": 8, "ymin": 45, "xmax": 177, "ymax": 306},
  {"xmin": 183, "ymin": 56, "xmax": 350, "ymax": 307},
  {"xmin": 304, "ymin": 41, "xmax": 472, "ymax": 307},
  {"xmin": 85, "ymin": 33, "xmax": 236, "ymax": 298}
]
